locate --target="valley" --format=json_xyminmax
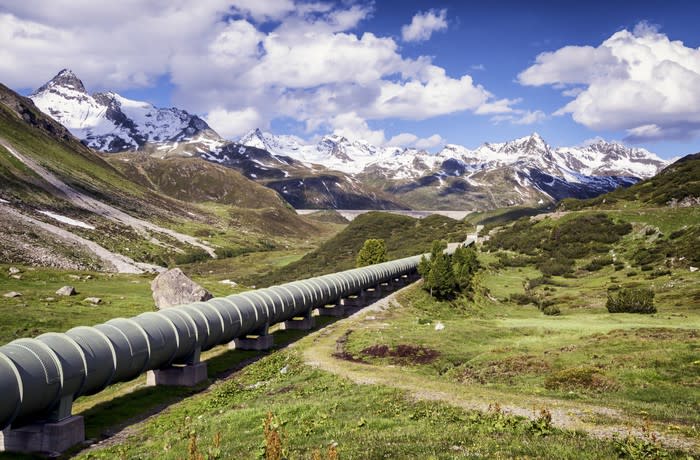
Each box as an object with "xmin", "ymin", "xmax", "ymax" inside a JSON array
[{"xmin": 0, "ymin": 67, "xmax": 698, "ymax": 459}]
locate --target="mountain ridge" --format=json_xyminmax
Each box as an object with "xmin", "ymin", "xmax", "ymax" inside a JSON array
[{"xmin": 27, "ymin": 69, "xmax": 671, "ymax": 210}]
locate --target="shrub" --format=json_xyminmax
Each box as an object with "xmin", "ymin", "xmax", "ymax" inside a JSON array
[
  {"xmin": 542, "ymin": 305, "xmax": 561, "ymax": 316},
  {"xmin": 356, "ymin": 238, "xmax": 387, "ymax": 267},
  {"xmin": 537, "ymin": 257, "xmax": 574, "ymax": 276},
  {"xmin": 584, "ymin": 256, "xmax": 613, "ymax": 271},
  {"xmin": 647, "ymin": 269, "xmax": 671, "ymax": 279},
  {"xmin": 509, "ymin": 293, "xmax": 534, "ymax": 305},
  {"xmin": 606, "ymin": 287, "xmax": 656, "ymax": 314},
  {"xmin": 544, "ymin": 366, "xmax": 618, "ymax": 392}
]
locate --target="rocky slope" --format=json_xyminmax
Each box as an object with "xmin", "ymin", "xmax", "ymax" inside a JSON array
[{"xmin": 0, "ymin": 82, "xmax": 324, "ymax": 270}]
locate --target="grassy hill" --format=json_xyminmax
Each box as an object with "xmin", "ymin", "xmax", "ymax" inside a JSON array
[
  {"xmin": 107, "ymin": 153, "xmax": 291, "ymax": 210},
  {"xmin": 253, "ymin": 212, "xmax": 473, "ymax": 286},
  {"xmin": 559, "ymin": 152, "xmax": 700, "ymax": 210},
  {"xmin": 0, "ymin": 83, "xmax": 328, "ymax": 270}
]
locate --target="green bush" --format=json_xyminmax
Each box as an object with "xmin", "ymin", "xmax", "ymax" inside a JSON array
[
  {"xmin": 606, "ymin": 287, "xmax": 656, "ymax": 314},
  {"xmin": 544, "ymin": 366, "xmax": 618, "ymax": 392},
  {"xmin": 584, "ymin": 256, "xmax": 613, "ymax": 271},
  {"xmin": 542, "ymin": 305, "xmax": 560, "ymax": 316},
  {"xmin": 356, "ymin": 238, "xmax": 387, "ymax": 267},
  {"xmin": 509, "ymin": 293, "xmax": 534, "ymax": 305}
]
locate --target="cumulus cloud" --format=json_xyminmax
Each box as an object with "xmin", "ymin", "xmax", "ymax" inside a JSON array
[
  {"xmin": 518, "ymin": 22, "xmax": 700, "ymax": 142},
  {"xmin": 401, "ymin": 9, "xmax": 448, "ymax": 43},
  {"xmin": 414, "ymin": 134, "xmax": 445, "ymax": 149},
  {"xmin": 0, "ymin": 1, "xmax": 514, "ymax": 143},
  {"xmin": 205, "ymin": 107, "xmax": 264, "ymax": 138},
  {"xmin": 387, "ymin": 132, "xmax": 444, "ymax": 149}
]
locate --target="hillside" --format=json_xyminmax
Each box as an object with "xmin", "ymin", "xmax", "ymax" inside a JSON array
[
  {"xmin": 253, "ymin": 212, "xmax": 473, "ymax": 286},
  {"xmin": 0, "ymin": 83, "xmax": 327, "ymax": 271},
  {"xmin": 559, "ymin": 152, "xmax": 700, "ymax": 210}
]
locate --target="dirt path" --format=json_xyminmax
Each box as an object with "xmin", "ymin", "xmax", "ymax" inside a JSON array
[
  {"xmin": 0, "ymin": 203, "xmax": 159, "ymax": 273},
  {"xmin": 300, "ymin": 285, "xmax": 698, "ymax": 452},
  {"xmin": 0, "ymin": 138, "xmax": 217, "ymax": 258}
]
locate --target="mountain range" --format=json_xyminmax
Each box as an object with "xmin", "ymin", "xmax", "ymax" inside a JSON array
[{"xmin": 29, "ymin": 70, "xmax": 669, "ymax": 210}]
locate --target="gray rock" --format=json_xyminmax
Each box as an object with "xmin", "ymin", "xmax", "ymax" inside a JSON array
[
  {"xmin": 8, "ymin": 267, "xmax": 21, "ymax": 275},
  {"xmin": 68, "ymin": 274, "xmax": 81, "ymax": 280},
  {"xmin": 10, "ymin": 274, "xmax": 21, "ymax": 280},
  {"xmin": 151, "ymin": 268, "xmax": 212, "ymax": 309},
  {"xmin": 56, "ymin": 286, "xmax": 77, "ymax": 296},
  {"xmin": 84, "ymin": 297, "xmax": 102, "ymax": 305},
  {"xmin": 3, "ymin": 291, "xmax": 21, "ymax": 298}
]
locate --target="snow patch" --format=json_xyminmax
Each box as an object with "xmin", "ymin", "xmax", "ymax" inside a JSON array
[{"xmin": 38, "ymin": 210, "xmax": 95, "ymax": 229}]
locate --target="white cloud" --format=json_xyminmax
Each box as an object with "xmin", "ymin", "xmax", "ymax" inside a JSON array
[
  {"xmin": 490, "ymin": 110, "xmax": 546, "ymax": 126},
  {"xmin": 0, "ymin": 1, "xmax": 515, "ymax": 142},
  {"xmin": 414, "ymin": 134, "xmax": 444, "ymax": 149},
  {"xmin": 387, "ymin": 132, "xmax": 418, "ymax": 146},
  {"xmin": 205, "ymin": 107, "xmax": 263, "ymax": 138},
  {"xmin": 519, "ymin": 22, "xmax": 700, "ymax": 142},
  {"xmin": 401, "ymin": 9, "xmax": 448, "ymax": 43},
  {"xmin": 514, "ymin": 110, "xmax": 547, "ymax": 125},
  {"xmin": 328, "ymin": 112, "xmax": 387, "ymax": 146},
  {"xmin": 387, "ymin": 132, "xmax": 444, "ymax": 149},
  {"xmin": 229, "ymin": 0, "xmax": 295, "ymax": 22}
]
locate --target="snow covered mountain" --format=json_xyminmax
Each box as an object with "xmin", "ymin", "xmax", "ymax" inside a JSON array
[
  {"xmin": 240, "ymin": 129, "xmax": 666, "ymax": 181},
  {"xmin": 236, "ymin": 130, "xmax": 668, "ymax": 209},
  {"xmin": 30, "ymin": 69, "xmax": 224, "ymax": 156},
  {"xmin": 27, "ymin": 70, "xmax": 670, "ymax": 210}
]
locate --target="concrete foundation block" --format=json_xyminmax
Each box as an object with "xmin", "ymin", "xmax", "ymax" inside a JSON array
[
  {"xmin": 0, "ymin": 415, "xmax": 85, "ymax": 455},
  {"xmin": 314, "ymin": 304, "xmax": 345, "ymax": 317},
  {"xmin": 340, "ymin": 296, "xmax": 364, "ymax": 307},
  {"xmin": 281, "ymin": 316, "xmax": 315, "ymax": 330},
  {"xmin": 146, "ymin": 362, "xmax": 208, "ymax": 387},
  {"xmin": 231, "ymin": 334, "xmax": 274, "ymax": 351}
]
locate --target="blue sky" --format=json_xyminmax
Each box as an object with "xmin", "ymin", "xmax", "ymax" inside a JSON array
[{"xmin": 2, "ymin": 0, "xmax": 700, "ymax": 158}]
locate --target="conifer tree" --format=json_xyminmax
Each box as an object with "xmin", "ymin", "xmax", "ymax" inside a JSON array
[{"xmin": 356, "ymin": 238, "xmax": 388, "ymax": 267}]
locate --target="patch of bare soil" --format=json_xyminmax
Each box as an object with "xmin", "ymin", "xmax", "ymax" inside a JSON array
[{"xmin": 360, "ymin": 343, "xmax": 440, "ymax": 365}]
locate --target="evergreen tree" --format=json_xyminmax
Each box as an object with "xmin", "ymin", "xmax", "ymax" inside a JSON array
[
  {"xmin": 356, "ymin": 238, "xmax": 388, "ymax": 267},
  {"xmin": 426, "ymin": 250, "xmax": 456, "ymax": 299},
  {"xmin": 453, "ymin": 244, "xmax": 480, "ymax": 292}
]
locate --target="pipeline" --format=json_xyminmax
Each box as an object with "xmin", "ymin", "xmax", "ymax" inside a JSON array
[{"xmin": 0, "ymin": 254, "xmax": 423, "ymax": 430}]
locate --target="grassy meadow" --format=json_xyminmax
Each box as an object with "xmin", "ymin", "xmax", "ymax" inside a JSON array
[{"xmin": 0, "ymin": 205, "xmax": 698, "ymax": 459}]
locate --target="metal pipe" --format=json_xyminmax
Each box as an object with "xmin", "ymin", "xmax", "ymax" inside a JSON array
[{"xmin": 0, "ymin": 253, "xmax": 424, "ymax": 429}]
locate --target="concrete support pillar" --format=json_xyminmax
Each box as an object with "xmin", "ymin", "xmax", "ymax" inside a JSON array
[
  {"xmin": 0, "ymin": 415, "xmax": 85, "ymax": 455},
  {"xmin": 230, "ymin": 323, "xmax": 274, "ymax": 351},
  {"xmin": 364, "ymin": 286, "xmax": 382, "ymax": 299},
  {"xmin": 146, "ymin": 345, "xmax": 207, "ymax": 387},
  {"xmin": 146, "ymin": 362, "xmax": 208, "ymax": 387},
  {"xmin": 380, "ymin": 281, "xmax": 396, "ymax": 293},
  {"xmin": 314, "ymin": 303, "xmax": 345, "ymax": 317},
  {"xmin": 281, "ymin": 310, "xmax": 315, "ymax": 331},
  {"xmin": 340, "ymin": 294, "xmax": 364, "ymax": 307}
]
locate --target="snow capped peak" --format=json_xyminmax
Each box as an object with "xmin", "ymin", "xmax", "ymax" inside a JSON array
[
  {"xmin": 30, "ymin": 69, "xmax": 224, "ymax": 154},
  {"xmin": 34, "ymin": 68, "xmax": 87, "ymax": 95}
]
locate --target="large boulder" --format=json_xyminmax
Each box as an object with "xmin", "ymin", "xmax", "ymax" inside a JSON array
[
  {"xmin": 56, "ymin": 286, "xmax": 77, "ymax": 296},
  {"xmin": 151, "ymin": 268, "xmax": 213, "ymax": 309}
]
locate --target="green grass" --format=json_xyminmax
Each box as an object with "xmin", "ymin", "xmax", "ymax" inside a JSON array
[
  {"xmin": 255, "ymin": 212, "xmax": 474, "ymax": 286},
  {"xmin": 73, "ymin": 350, "xmax": 644, "ymax": 460},
  {"xmin": 337, "ymin": 217, "xmax": 700, "ymax": 445},
  {"xmin": 0, "ymin": 265, "xmax": 157, "ymax": 342}
]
